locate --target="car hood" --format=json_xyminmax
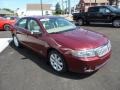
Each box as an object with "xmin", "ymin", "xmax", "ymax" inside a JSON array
[
  {"xmin": 114, "ymin": 10, "xmax": 120, "ymax": 14},
  {"xmin": 49, "ymin": 28, "xmax": 108, "ymax": 50}
]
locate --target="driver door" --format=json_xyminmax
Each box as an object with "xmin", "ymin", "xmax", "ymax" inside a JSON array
[{"xmin": 25, "ymin": 18, "xmax": 47, "ymax": 56}]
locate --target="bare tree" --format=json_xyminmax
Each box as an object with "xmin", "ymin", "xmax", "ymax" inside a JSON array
[
  {"xmin": 108, "ymin": 0, "xmax": 119, "ymax": 6},
  {"xmin": 115, "ymin": 0, "xmax": 118, "ymax": 6},
  {"xmin": 108, "ymin": 0, "xmax": 115, "ymax": 5}
]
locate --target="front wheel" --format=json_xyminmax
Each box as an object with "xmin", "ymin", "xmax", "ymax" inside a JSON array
[
  {"xmin": 49, "ymin": 50, "xmax": 67, "ymax": 73},
  {"xmin": 112, "ymin": 19, "xmax": 120, "ymax": 28}
]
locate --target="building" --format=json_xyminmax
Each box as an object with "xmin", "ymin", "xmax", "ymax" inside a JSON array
[
  {"xmin": 26, "ymin": 4, "xmax": 54, "ymax": 16},
  {"xmin": 0, "ymin": 10, "xmax": 14, "ymax": 17},
  {"xmin": 77, "ymin": 0, "xmax": 109, "ymax": 12},
  {"xmin": 112, "ymin": 0, "xmax": 120, "ymax": 8},
  {"xmin": 118, "ymin": 0, "xmax": 120, "ymax": 8}
]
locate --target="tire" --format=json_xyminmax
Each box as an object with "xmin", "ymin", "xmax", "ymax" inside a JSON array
[
  {"xmin": 78, "ymin": 19, "xmax": 84, "ymax": 26},
  {"xmin": 48, "ymin": 50, "xmax": 67, "ymax": 73},
  {"xmin": 112, "ymin": 19, "xmax": 120, "ymax": 28},
  {"xmin": 4, "ymin": 24, "xmax": 11, "ymax": 31},
  {"xmin": 85, "ymin": 21, "xmax": 90, "ymax": 25},
  {"xmin": 13, "ymin": 35, "xmax": 20, "ymax": 48}
]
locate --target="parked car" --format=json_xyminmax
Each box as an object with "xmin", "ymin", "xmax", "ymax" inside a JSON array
[
  {"xmin": 0, "ymin": 17, "xmax": 15, "ymax": 31},
  {"xmin": 73, "ymin": 5, "xmax": 120, "ymax": 27},
  {"xmin": 10, "ymin": 16, "xmax": 111, "ymax": 73},
  {"xmin": 4, "ymin": 16, "xmax": 19, "ymax": 22}
]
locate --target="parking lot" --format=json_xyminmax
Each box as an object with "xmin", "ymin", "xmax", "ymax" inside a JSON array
[{"xmin": 0, "ymin": 24, "xmax": 120, "ymax": 90}]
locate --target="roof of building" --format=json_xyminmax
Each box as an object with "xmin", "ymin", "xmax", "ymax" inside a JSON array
[
  {"xmin": 27, "ymin": 4, "xmax": 52, "ymax": 11},
  {"xmin": 0, "ymin": 10, "xmax": 13, "ymax": 15},
  {"xmin": 83, "ymin": 0, "xmax": 108, "ymax": 3}
]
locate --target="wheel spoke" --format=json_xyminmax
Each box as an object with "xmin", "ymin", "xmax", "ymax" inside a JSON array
[
  {"xmin": 56, "ymin": 65, "xmax": 60, "ymax": 71},
  {"xmin": 57, "ymin": 57, "xmax": 63, "ymax": 66},
  {"xmin": 50, "ymin": 55, "xmax": 56, "ymax": 61},
  {"xmin": 57, "ymin": 64, "xmax": 62, "ymax": 71}
]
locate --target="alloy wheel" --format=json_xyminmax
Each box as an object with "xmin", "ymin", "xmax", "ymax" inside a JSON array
[
  {"xmin": 113, "ymin": 20, "xmax": 120, "ymax": 28},
  {"xmin": 49, "ymin": 51, "xmax": 66, "ymax": 72},
  {"xmin": 78, "ymin": 19, "xmax": 83, "ymax": 26},
  {"xmin": 13, "ymin": 36, "xmax": 19, "ymax": 47}
]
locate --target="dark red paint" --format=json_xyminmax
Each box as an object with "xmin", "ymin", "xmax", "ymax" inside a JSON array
[{"xmin": 11, "ymin": 16, "xmax": 111, "ymax": 73}]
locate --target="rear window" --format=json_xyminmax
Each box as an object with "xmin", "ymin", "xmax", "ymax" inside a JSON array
[{"xmin": 88, "ymin": 7, "xmax": 99, "ymax": 12}]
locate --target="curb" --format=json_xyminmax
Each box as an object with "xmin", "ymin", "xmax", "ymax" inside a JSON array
[{"xmin": 0, "ymin": 38, "xmax": 13, "ymax": 53}]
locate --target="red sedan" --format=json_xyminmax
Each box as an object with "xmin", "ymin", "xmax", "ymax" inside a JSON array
[
  {"xmin": 11, "ymin": 16, "xmax": 111, "ymax": 73},
  {"xmin": 0, "ymin": 17, "xmax": 15, "ymax": 31}
]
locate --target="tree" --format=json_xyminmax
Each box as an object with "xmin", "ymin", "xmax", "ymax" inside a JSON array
[
  {"xmin": 115, "ymin": 0, "xmax": 119, "ymax": 7},
  {"xmin": 108, "ymin": 0, "xmax": 119, "ymax": 7},
  {"xmin": 108, "ymin": 0, "xmax": 119, "ymax": 5},
  {"xmin": 55, "ymin": 2, "xmax": 62, "ymax": 14},
  {"xmin": 2, "ymin": 8, "xmax": 14, "ymax": 13},
  {"xmin": 108, "ymin": 0, "xmax": 115, "ymax": 5}
]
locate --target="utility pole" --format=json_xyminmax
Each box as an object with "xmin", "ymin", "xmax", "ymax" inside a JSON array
[
  {"xmin": 118, "ymin": 0, "xmax": 120, "ymax": 8},
  {"xmin": 68, "ymin": 0, "xmax": 71, "ymax": 15},
  {"xmin": 62, "ymin": 0, "xmax": 64, "ymax": 14},
  {"xmin": 95, "ymin": 0, "xmax": 96, "ymax": 6},
  {"xmin": 65, "ymin": 0, "xmax": 67, "ymax": 14},
  {"xmin": 90, "ymin": 0, "xmax": 91, "ymax": 7},
  {"xmin": 40, "ymin": 0, "xmax": 43, "ymax": 16},
  {"xmin": 116, "ymin": 0, "xmax": 119, "ymax": 8}
]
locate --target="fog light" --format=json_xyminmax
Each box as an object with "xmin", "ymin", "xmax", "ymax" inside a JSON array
[{"xmin": 84, "ymin": 67, "xmax": 94, "ymax": 72}]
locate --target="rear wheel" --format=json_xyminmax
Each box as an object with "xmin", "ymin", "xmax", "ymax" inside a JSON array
[
  {"xmin": 112, "ymin": 19, "xmax": 120, "ymax": 28},
  {"xmin": 85, "ymin": 21, "xmax": 90, "ymax": 25},
  {"xmin": 78, "ymin": 19, "xmax": 84, "ymax": 26},
  {"xmin": 48, "ymin": 50, "xmax": 67, "ymax": 73},
  {"xmin": 4, "ymin": 24, "xmax": 11, "ymax": 31},
  {"xmin": 13, "ymin": 35, "xmax": 20, "ymax": 48}
]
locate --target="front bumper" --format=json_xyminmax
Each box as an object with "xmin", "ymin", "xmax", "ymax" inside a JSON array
[{"xmin": 64, "ymin": 51, "xmax": 111, "ymax": 73}]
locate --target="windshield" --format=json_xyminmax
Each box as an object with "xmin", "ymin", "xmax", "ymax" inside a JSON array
[
  {"xmin": 40, "ymin": 18, "xmax": 76, "ymax": 33},
  {"xmin": 108, "ymin": 6, "xmax": 118, "ymax": 11}
]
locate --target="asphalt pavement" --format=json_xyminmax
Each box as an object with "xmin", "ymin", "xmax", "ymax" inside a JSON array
[{"xmin": 0, "ymin": 24, "xmax": 120, "ymax": 90}]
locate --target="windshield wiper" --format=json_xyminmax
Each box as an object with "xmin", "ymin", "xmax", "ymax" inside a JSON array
[
  {"xmin": 49, "ymin": 28, "xmax": 76, "ymax": 34},
  {"xmin": 58, "ymin": 28, "xmax": 75, "ymax": 33}
]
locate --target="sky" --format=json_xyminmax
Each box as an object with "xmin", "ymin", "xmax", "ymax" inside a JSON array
[{"xmin": 0, "ymin": 0, "xmax": 79, "ymax": 11}]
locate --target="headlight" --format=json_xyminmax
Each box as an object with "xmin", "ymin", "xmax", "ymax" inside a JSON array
[
  {"xmin": 71, "ymin": 49, "xmax": 96, "ymax": 58},
  {"xmin": 71, "ymin": 40, "xmax": 111, "ymax": 58}
]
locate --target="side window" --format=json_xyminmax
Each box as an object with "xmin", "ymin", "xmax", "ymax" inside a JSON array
[
  {"xmin": 99, "ymin": 8, "xmax": 105, "ymax": 13},
  {"xmin": 99, "ymin": 8, "xmax": 111, "ymax": 13},
  {"xmin": 17, "ymin": 19, "xmax": 27, "ymax": 29},
  {"xmin": 27, "ymin": 19, "xmax": 41, "ymax": 33},
  {"xmin": 88, "ymin": 7, "xmax": 99, "ymax": 12},
  {"xmin": 57, "ymin": 19, "xmax": 70, "ymax": 27},
  {"xmin": 105, "ymin": 9, "xmax": 111, "ymax": 13},
  {"xmin": 10, "ymin": 17, "xmax": 14, "ymax": 20}
]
